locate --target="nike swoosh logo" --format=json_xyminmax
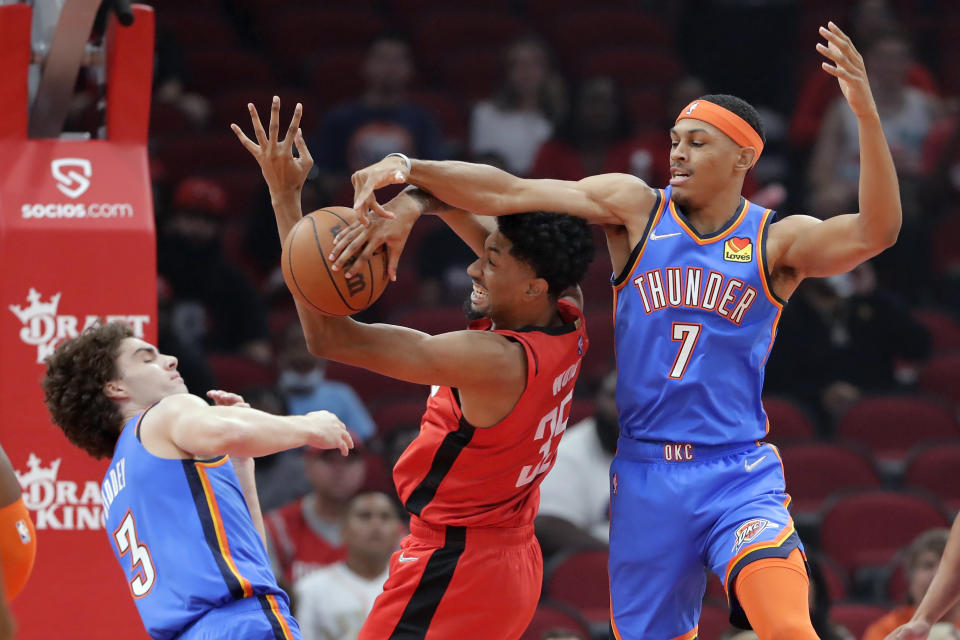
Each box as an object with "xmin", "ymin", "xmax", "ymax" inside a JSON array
[
  {"xmin": 398, "ymin": 552, "xmax": 418, "ymax": 563},
  {"xmin": 744, "ymin": 456, "xmax": 767, "ymax": 472},
  {"xmin": 650, "ymin": 231, "xmax": 681, "ymax": 240}
]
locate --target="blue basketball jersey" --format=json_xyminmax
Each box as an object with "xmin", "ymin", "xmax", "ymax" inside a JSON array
[
  {"xmin": 613, "ymin": 186, "xmax": 783, "ymax": 446},
  {"xmin": 101, "ymin": 408, "xmax": 292, "ymax": 640}
]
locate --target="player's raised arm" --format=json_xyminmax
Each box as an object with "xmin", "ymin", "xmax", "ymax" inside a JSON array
[
  {"xmin": 773, "ymin": 22, "xmax": 901, "ymax": 281},
  {"xmin": 352, "ymin": 154, "xmax": 657, "ymax": 228},
  {"xmin": 232, "ymin": 96, "xmax": 312, "ymax": 243},
  {"xmin": 146, "ymin": 392, "xmax": 352, "ymax": 459}
]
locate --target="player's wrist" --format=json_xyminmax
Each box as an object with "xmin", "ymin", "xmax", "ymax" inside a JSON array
[{"xmin": 385, "ymin": 152, "xmax": 411, "ymax": 180}]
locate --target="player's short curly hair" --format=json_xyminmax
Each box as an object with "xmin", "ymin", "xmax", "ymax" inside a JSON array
[
  {"xmin": 497, "ymin": 212, "xmax": 593, "ymax": 297},
  {"xmin": 42, "ymin": 321, "xmax": 133, "ymax": 459},
  {"xmin": 698, "ymin": 93, "xmax": 766, "ymax": 147}
]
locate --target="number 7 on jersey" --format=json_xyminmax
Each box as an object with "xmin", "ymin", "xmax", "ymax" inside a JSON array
[{"xmin": 668, "ymin": 322, "xmax": 701, "ymax": 379}]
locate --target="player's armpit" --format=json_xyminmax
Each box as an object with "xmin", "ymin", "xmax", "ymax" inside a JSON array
[
  {"xmin": 307, "ymin": 318, "xmax": 527, "ymax": 394},
  {"xmin": 770, "ymin": 212, "xmax": 897, "ymax": 281}
]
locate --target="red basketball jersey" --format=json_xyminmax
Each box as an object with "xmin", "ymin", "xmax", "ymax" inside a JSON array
[{"xmin": 393, "ymin": 300, "xmax": 588, "ymax": 528}]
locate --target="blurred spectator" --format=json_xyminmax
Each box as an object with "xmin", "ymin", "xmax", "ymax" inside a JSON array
[
  {"xmin": 152, "ymin": 28, "xmax": 211, "ymax": 129},
  {"xmin": 469, "ymin": 36, "xmax": 566, "ymax": 176},
  {"xmin": 277, "ymin": 322, "xmax": 375, "ymax": 441},
  {"xmin": 536, "ymin": 370, "xmax": 617, "ymax": 559},
  {"xmin": 808, "ymin": 29, "xmax": 940, "ymax": 220},
  {"xmin": 540, "ymin": 630, "xmax": 587, "ymax": 640},
  {"xmin": 156, "ymin": 275, "xmax": 217, "ymax": 395},
  {"xmin": 294, "ymin": 492, "xmax": 401, "ymax": 640},
  {"xmin": 264, "ymin": 443, "xmax": 366, "ymax": 586},
  {"xmin": 863, "ymin": 529, "xmax": 960, "ymax": 640},
  {"xmin": 245, "ymin": 387, "xmax": 313, "ymax": 512},
  {"xmin": 808, "ymin": 557, "xmax": 855, "ymax": 640},
  {"xmin": 311, "ymin": 34, "xmax": 445, "ymax": 199},
  {"xmin": 414, "ymin": 224, "xmax": 476, "ymax": 307},
  {"xmin": 243, "ymin": 181, "xmax": 327, "ymax": 288},
  {"xmin": 764, "ymin": 262, "xmax": 929, "ymax": 424},
  {"xmin": 381, "ymin": 424, "xmax": 418, "ymax": 474},
  {"xmin": 413, "ymin": 155, "xmax": 505, "ymax": 306},
  {"xmin": 157, "ymin": 178, "xmax": 272, "ymax": 364},
  {"xmin": 789, "ymin": 0, "xmax": 938, "ymax": 151},
  {"xmin": 921, "ymin": 113, "xmax": 960, "ymax": 213},
  {"xmin": 529, "ymin": 76, "xmax": 632, "ymax": 180},
  {"xmin": 623, "ymin": 76, "xmax": 709, "ymax": 189}
]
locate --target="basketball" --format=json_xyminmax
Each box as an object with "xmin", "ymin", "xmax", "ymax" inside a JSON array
[{"xmin": 281, "ymin": 206, "xmax": 389, "ymax": 316}]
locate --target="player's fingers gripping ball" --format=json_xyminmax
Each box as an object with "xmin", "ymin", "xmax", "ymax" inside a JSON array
[{"xmin": 281, "ymin": 206, "xmax": 389, "ymax": 316}]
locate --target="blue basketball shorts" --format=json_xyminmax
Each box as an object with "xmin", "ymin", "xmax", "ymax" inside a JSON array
[
  {"xmin": 181, "ymin": 594, "xmax": 303, "ymax": 640},
  {"xmin": 608, "ymin": 438, "xmax": 804, "ymax": 640}
]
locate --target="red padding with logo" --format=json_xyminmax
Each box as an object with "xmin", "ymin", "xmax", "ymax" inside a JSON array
[{"xmin": 0, "ymin": 6, "xmax": 155, "ymax": 638}]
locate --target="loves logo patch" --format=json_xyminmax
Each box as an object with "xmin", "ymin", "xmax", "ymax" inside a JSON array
[{"xmin": 723, "ymin": 236, "xmax": 753, "ymax": 263}]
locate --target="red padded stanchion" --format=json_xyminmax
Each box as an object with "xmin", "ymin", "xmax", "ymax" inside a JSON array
[{"xmin": 0, "ymin": 5, "xmax": 156, "ymax": 637}]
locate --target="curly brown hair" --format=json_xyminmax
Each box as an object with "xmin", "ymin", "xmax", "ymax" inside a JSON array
[{"xmin": 42, "ymin": 321, "xmax": 133, "ymax": 459}]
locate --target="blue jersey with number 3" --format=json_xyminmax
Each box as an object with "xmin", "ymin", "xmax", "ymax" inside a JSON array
[
  {"xmin": 101, "ymin": 408, "xmax": 289, "ymax": 639},
  {"xmin": 613, "ymin": 186, "xmax": 782, "ymax": 446}
]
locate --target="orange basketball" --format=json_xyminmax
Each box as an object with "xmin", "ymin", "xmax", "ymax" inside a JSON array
[{"xmin": 281, "ymin": 207, "xmax": 388, "ymax": 316}]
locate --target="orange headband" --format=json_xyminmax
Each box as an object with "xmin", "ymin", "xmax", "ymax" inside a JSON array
[{"xmin": 675, "ymin": 100, "xmax": 764, "ymax": 168}]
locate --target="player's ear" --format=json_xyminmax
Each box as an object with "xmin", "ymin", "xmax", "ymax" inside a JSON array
[
  {"xmin": 735, "ymin": 146, "xmax": 757, "ymax": 171},
  {"xmin": 104, "ymin": 380, "xmax": 127, "ymax": 400},
  {"xmin": 524, "ymin": 277, "xmax": 548, "ymax": 300}
]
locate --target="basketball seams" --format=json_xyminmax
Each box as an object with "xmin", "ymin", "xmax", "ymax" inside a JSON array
[
  {"xmin": 306, "ymin": 213, "xmax": 360, "ymax": 312},
  {"xmin": 321, "ymin": 208, "xmax": 374, "ymax": 310}
]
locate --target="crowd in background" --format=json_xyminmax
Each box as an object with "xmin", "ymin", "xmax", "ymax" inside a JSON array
[{"xmin": 64, "ymin": 0, "xmax": 960, "ymax": 637}]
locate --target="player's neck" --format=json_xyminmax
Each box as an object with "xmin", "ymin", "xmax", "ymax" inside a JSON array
[
  {"xmin": 674, "ymin": 189, "xmax": 744, "ymax": 236},
  {"xmin": 490, "ymin": 302, "xmax": 559, "ymax": 332},
  {"xmin": 118, "ymin": 400, "xmax": 151, "ymax": 425},
  {"xmin": 345, "ymin": 554, "xmax": 388, "ymax": 581}
]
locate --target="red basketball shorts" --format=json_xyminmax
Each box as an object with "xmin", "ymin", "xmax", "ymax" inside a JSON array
[{"xmin": 357, "ymin": 517, "xmax": 542, "ymax": 640}]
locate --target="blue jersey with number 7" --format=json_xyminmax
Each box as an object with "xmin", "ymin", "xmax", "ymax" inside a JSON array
[
  {"xmin": 612, "ymin": 185, "xmax": 782, "ymax": 446},
  {"xmin": 101, "ymin": 407, "xmax": 291, "ymax": 639}
]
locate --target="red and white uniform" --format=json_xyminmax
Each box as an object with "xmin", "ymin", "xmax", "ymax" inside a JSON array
[
  {"xmin": 359, "ymin": 300, "xmax": 588, "ymax": 640},
  {"xmin": 264, "ymin": 496, "xmax": 347, "ymax": 586}
]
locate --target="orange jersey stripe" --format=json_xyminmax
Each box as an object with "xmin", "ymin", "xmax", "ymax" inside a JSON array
[
  {"xmin": 755, "ymin": 208, "xmax": 783, "ymax": 308},
  {"xmin": 266, "ymin": 594, "xmax": 294, "ymax": 640},
  {"xmin": 196, "ymin": 462, "xmax": 254, "ymax": 598},
  {"xmin": 613, "ymin": 189, "xmax": 668, "ymax": 291},
  {"xmin": 669, "ymin": 626, "xmax": 699, "ymax": 640},
  {"xmin": 609, "ymin": 601, "xmax": 624, "ymax": 640}
]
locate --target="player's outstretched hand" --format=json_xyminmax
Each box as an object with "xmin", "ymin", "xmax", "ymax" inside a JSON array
[
  {"xmin": 304, "ymin": 410, "xmax": 354, "ymax": 456},
  {"xmin": 329, "ymin": 197, "xmax": 420, "ymax": 281},
  {"xmin": 817, "ymin": 21, "xmax": 877, "ymax": 120},
  {"xmin": 206, "ymin": 390, "xmax": 251, "ymax": 408},
  {"xmin": 232, "ymin": 96, "xmax": 314, "ymax": 198},
  {"xmin": 885, "ymin": 621, "xmax": 932, "ymax": 640},
  {"xmin": 351, "ymin": 156, "xmax": 410, "ymax": 226}
]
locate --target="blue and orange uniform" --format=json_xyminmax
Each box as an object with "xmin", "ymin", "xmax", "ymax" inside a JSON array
[
  {"xmin": 101, "ymin": 408, "xmax": 301, "ymax": 640},
  {"xmin": 608, "ymin": 185, "xmax": 801, "ymax": 639}
]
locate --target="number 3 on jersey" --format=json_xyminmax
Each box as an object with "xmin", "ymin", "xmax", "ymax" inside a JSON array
[
  {"xmin": 113, "ymin": 510, "xmax": 156, "ymax": 598},
  {"xmin": 669, "ymin": 322, "xmax": 702, "ymax": 379},
  {"xmin": 516, "ymin": 389, "xmax": 573, "ymax": 487}
]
